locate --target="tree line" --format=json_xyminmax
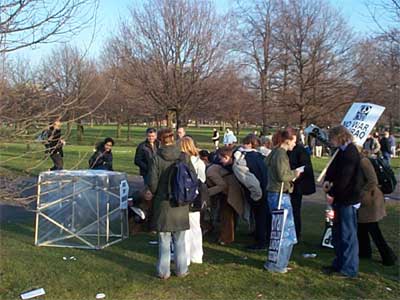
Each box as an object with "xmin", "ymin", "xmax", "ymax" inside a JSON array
[{"xmin": 0, "ymin": 0, "xmax": 399, "ymax": 140}]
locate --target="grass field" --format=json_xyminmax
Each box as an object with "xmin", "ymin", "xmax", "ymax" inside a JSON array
[
  {"xmin": 0, "ymin": 125, "xmax": 399, "ymax": 299},
  {"xmin": 1, "ymin": 125, "xmax": 399, "ymax": 176},
  {"xmin": 0, "ymin": 202, "xmax": 399, "ymax": 299}
]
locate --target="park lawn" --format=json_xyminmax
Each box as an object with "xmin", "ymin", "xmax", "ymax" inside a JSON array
[
  {"xmin": 0, "ymin": 201, "xmax": 399, "ymax": 300},
  {"xmin": 1, "ymin": 124, "xmax": 399, "ymax": 176}
]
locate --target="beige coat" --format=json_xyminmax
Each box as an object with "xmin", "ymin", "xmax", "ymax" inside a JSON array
[
  {"xmin": 358, "ymin": 157, "xmax": 386, "ymax": 223},
  {"xmin": 206, "ymin": 164, "xmax": 244, "ymax": 216}
]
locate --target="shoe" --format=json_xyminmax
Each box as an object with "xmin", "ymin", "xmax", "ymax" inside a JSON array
[
  {"xmin": 322, "ymin": 265, "xmax": 338, "ymax": 275},
  {"xmin": 333, "ymin": 272, "xmax": 357, "ymax": 279},
  {"xmin": 263, "ymin": 264, "xmax": 288, "ymax": 273},
  {"xmin": 157, "ymin": 274, "xmax": 170, "ymax": 280},
  {"xmin": 246, "ymin": 244, "xmax": 267, "ymax": 251},
  {"xmin": 176, "ymin": 272, "xmax": 189, "ymax": 278}
]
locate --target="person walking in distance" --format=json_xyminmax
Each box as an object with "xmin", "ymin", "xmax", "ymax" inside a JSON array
[
  {"xmin": 45, "ymin": 118, "xmax": 65, "ymax": 171},
  {"xmin": 212, "ymin": 128, "xmax": 220, "ymax": 149}
]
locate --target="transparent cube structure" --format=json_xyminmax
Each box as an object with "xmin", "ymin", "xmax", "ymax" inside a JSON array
[{"xmin": 35, "ymin": 170, "xmax": 129, "ymax": 249}]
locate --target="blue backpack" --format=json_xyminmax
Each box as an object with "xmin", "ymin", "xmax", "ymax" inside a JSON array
[{"xmin": 168, "ymin": 155, "xmax": 199, "ymax": 206}]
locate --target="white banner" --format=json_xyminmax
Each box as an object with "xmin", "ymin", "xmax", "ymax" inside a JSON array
[
  {"xmin": 341, "ymin": 103, "xmax": 385, "ymax": 146},
  {"xmin": 267, "ymin": 209, "xmax": 288, "ymax": 264}
]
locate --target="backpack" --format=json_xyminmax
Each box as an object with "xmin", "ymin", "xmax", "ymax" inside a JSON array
[
  {"xmin": 369, "ymin": 157, "xmax": 397, "ymax": 194},
  {"xmin": 168, "ymin": 155, "xmax": 199, "ymax": 206}
]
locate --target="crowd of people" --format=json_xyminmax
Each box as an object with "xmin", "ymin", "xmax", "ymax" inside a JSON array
[{"xmin": 41, "ymin": 120, "xmax": 398, "ymax": 280}]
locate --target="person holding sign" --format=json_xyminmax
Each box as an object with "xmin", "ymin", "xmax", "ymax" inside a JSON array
[
  {"xmin": 323, "ymin": 126, "xmax": 361, "ymax": 278},
  {"xmin": 263, "ymin": 128, "xmax": 302, "ymax": 273}
]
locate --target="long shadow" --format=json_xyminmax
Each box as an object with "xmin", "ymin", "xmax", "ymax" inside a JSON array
[
  {"xmin": 1, "ymin": 221, "xmax": 156, "ymax": 280},
  {"xmin": 118, "ymin": 230, "xmax": 264, "ymax": 269}
]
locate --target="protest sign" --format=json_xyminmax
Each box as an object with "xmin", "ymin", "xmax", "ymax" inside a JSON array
[
  {"xmin": 267, "ymin": 209, "xmax": 288, "ymax": 264},
  {"xmin": 341, "ymin": 103, "xmax": 385, "ymax": 146}
]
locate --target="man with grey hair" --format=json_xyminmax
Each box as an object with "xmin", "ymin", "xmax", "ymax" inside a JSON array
[{"xmin": 258, "ymin": 136, "xmax": 272, "ymax": 157}]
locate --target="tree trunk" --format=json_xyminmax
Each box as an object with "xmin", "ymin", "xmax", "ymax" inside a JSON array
[
  {"xmin": 76, "ymin": 121, "xmax": 84, "ymax": 142},
  {"xmin": 175, "ymin": 109, "xmax": 182, "ymax": 131},
  {"xmin": 166, "ymin": 110, "xmax": 175, "ymax": 128},
  {"xmin": 116, "ymin": 122, "xmax": 122, "ymax": 138},
  {"xmin": 127, "ymin": 120, "xmax": 131, "ymax": 141}
]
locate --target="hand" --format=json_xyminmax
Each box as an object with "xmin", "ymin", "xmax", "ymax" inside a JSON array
[
  {"xmin": 325, "ymin": 209, "xmax": 334, "ymax": 219},
  {"xmin": 294, "ymin": 170, "xmax": 301, "ymax": 178},
  {"xmin": 326, "ymin": 194, "xmax": 334, "ymax": 205}
]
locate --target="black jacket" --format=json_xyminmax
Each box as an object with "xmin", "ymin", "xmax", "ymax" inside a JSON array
[
  {"xmin": 89, "ymin": 143, "xmax": 113, "ymax": 171},
  {"xmin": 380, "ymin": 137, "xmax": 391, "ymax": 154},
  {"xmin": 325, "ymin": 143, "xmax": 361, "ymax": 206},
  {"xmin": 287, "ymin": 144, "xmax": 316, "ymax": 196},
  {"xmin": 134, "ymin": 140, "xmax": 160, "ymax": 176},
  {"xmin": 45, "ymin": 126, "xmax": 63, "ymax": 156}
]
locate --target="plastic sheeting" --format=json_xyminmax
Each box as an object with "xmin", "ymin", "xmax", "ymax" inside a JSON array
[{"xmin": 35, "ymin": 170, "xmax": 129, "ymax": 249}]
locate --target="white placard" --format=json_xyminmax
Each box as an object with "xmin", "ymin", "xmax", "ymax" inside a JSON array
[
  {"xmin": 267, "ymin": 209, "xmax": 288, "ymax": 264},
  {"xmin": 120, "ymin": 180, "xmax": 129, "ymax": 209},
  {"xmin": 341, "ymin": 103, "xmax": 385, "ymax": 146}
]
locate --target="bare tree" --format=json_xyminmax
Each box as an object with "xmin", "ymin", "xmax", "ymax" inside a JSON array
[
  {"xmin": 0, "ymin": 0, "xmax": 99, "ymax": 54},
  {"xmin": 354, "ymin": 36, "xmax": 400, "ymax": 131},
  {"xmin": 111, "ymin": 0, "xmax": 229, "ymax": 130},
  {"xmin": 366, "ymin": 0, "xmax": 400, "ymax": 44},
  {"xmin": 233, "ymin": 0, "xmax": 281, "ymax": 133},
  {"xmin": 275, "ymin": 0, "xmax": 355, "ymax": 126},
  {"xmin": 39, "ymin": 45, "xmax": 105, "ymax": 141}
]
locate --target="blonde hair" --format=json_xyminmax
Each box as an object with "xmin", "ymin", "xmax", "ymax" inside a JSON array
[
  {"xmin": 329, "ymin": 126, "xmax": 353, "ymax": 145},
  {"xmin": 180, "ymin": 136, "xmax": 199, "ymax": 156}
]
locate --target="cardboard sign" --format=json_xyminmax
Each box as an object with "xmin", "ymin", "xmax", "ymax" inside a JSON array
[
  {"xmin": 342, "ymin": 103, "xmax": 385, "ymax": 146},
  {"xmin": 268, "ymin": 209, "xmax": 288, "ymax": 264}
]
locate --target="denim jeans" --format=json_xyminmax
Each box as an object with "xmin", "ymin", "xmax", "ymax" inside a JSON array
[
  {"xmin": 264, "ymin": 244, "xmax": 294, "ymax": 272},
  {"xmin": 157, "ymin": 231, "xmax": 188, "ymax": 277},
  {"xmin": 332, "ymin": 204, "xmax": 359, "ymax": 277},
  {"xmin": 382, "ymin": 152, "xmax": 391, "ymax": 166}
]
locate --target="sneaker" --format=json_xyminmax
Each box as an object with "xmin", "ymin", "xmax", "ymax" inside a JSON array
[
  {"xmin": 321, "ymin": 265, "xmax": 338, "ymax": 275},
  {"xmin": 263, "ymin": 264, "xmax": 288, "ymax": 273},
  {"xmin": 157, "ymin": 274, "xmax": 170, "ymax": 280},
  {"xmin": 176, "ymin": 272, "xmax": 189, "ymax": 278},
  {"xmin": 246, "ymin": 244, "xmax": 267, "ymax": 251}
]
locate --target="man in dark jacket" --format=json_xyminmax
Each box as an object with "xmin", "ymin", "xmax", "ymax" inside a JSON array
[
  {"xmin": 89, "ymin": 137, "xmax": 114, "ymax": 171},
  {"xmin": 287, "ymin": 136, "xmax": 316, "ymax": 241},
  {"xmin": 134, "ymin": 128, "xmax": 159, "ymax": 184},
  {"xmin": 45, "ymin": 118, "xmax": 65, "ymax": 170},
  {"xmin": 148, "ymin": 128, "xmax": 189, "ymax": 280},
  {"xmin": 323, "ymin": 126, "xmax": 361, "ymax": 278}
]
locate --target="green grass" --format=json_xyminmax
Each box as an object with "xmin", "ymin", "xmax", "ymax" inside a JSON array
[
  {"xmin": 1, "ymin": 202, "xmax": 399, "ymax": 299},
  {"xmin": 1, "ymin": 125, "xmax": 399, "ymax": 176}
]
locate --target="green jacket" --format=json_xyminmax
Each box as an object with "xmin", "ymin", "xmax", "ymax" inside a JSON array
[
  {"xmin": 148, "ymin": 145, "xmax": 190, "ymax": 232},
  {"xmin": 265, "ymin": 147, "xmax": 296, "ymax": 193}
]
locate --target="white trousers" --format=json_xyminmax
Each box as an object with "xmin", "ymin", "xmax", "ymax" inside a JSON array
[
  {"xmin": 185, "ymin": 211, "xmax": 203, "ymax": 265},
  {"xmin": 315, "ymin": 146, "xmax": 322, "ymax": 157}
]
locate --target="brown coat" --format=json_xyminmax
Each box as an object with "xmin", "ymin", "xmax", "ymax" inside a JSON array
[
  {"xmin": 206, "ymin": 164, "xmax": 244, "ymax": 216},
  {"xmin": 358, "ymin": 157, "xmax": 386, "ymax": 223}
]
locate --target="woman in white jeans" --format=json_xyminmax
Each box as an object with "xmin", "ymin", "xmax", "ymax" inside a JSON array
[{"xmin": 180, "ymin": 136, "xmax": 206, "ymax": 265}]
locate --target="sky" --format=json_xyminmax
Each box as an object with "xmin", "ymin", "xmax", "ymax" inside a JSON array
[{"xmin": 9, "ymin": 0, "xmax": 385, "ymax": 65}]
